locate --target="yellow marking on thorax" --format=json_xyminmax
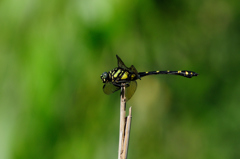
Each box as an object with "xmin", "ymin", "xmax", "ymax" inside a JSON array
[
  {"xmin": 121, "ymin": 72, "xmax": 129, "ymax": 80},
  {"xmin": 156, "ymin": 71, "xmax": 159, "ymax": 73},
  {"xmin": 167, "ymin": 70, "xmax": 170, "ymax": 72},
  {"xmin": 146, "ymin": 72, "xmax": 148, "ymax": 74},
  {"xmin": 191, "ymin": 72, "xmax": 193, "ymax": 75},
  {"xmin": 185, "ymin": 71, "xmax": 188, "ymax": 75},
  {"xmin": 131, "ymin": 74, "xmax": 136, "ymax": 80},
  {"xmin": 178, "ymin": 70, "xmax": 181, "ymax": 73},
  {"xmin": 114, "ymin": 69, "xmax": 121, "ymax": 78}
]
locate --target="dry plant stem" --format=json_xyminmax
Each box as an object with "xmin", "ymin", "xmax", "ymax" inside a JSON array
[
  {"xmin": 122, "ymin": 107, "xmax": 132, "ymax": 159},
  {"xmin": 118, "ymin": 84, "xmax": 126, "ymax": 159},
  {"xmin": 118, "ymin": 84, "xmax": 132, "ymax": 159}
]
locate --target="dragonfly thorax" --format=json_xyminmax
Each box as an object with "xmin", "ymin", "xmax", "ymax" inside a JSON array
[{"xmin": 101, "ymin": 67, "xmax": 139, "ymax": 84}]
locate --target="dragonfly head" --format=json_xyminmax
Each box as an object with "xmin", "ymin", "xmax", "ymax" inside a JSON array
[{"xmin": 101, "ymin": 72, "xmax": 109, "ymax": 83}]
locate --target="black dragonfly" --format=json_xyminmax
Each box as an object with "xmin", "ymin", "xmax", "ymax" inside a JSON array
[{"xmin": 101, "ymin": 55, "xmax": 198, "ymax": 101}]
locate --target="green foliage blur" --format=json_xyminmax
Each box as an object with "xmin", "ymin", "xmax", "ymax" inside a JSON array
[{"xmin": 1, "ymin": 0, "xmax": 240, "ymax": 158}]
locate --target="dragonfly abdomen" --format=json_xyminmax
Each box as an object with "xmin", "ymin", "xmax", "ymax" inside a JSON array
[{"xmin": 138, "ymin": 70, "xmax": 198, "ymax": 78}]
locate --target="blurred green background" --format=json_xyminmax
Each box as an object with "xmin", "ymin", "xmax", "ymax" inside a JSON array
[{"xmin": 1, "ymin": 0, "xmax": 240, "ymax": 158}]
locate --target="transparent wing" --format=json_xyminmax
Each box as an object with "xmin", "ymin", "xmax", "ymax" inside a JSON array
[
  {"xmin": 116, "ymin": 55, "xmax": 129, "ymax": 70},
  {"xmin": 125, "ymin": 81, "xmax": 137, "ymax": 101},
  {"xmin": 103, "ymin": 82, "xmax": 121, "ymax": 95}
]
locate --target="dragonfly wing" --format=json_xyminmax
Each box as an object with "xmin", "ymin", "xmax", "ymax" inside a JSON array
[
  {"xmin": 129, "ymin": 65, "xmax": 140, "ymax": 80},
  {"xmin": 129, "ymin": 65, "xmax": 138, "ymax": 74},
  {"xmin": 103, "ymin": 82, "xmax": 121, "ymax": 95},
  {"xmin": 125, "ymin": 81, "xmax": 137, "ymax": 101},
  {"xmin": 116, "ymin": 55, "xmax": 129, "ymax": 70}
]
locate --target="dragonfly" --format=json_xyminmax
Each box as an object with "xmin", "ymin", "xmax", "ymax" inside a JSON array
[{"xmin": 101, "ymin": 55, "xmax": 198, "ymax": 101}]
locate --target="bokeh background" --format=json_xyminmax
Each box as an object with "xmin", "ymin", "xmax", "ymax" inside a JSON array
[{"xmin": 1, "ymin": 0, "xmax": 240, "ymax": 158}]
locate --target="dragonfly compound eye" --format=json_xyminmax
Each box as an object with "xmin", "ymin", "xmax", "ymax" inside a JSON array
[{"xmin": 102, "ymin": 72, "xmax": 108, "ymax": 79}]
